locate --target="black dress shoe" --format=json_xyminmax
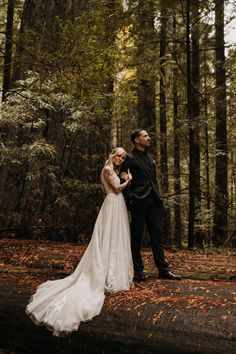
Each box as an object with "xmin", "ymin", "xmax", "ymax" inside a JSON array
[
  {"xmin": 159, "ymin": 270, "xmax": 181, "ymax": 280},
  {"xmin": 133, "ymin": 272, "xmax": 147, "ymax": 282}
]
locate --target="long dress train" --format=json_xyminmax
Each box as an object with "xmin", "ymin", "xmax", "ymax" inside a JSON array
[{"xmin": 26, "ymin": 170, "xmax": 133, "ymax": 336}]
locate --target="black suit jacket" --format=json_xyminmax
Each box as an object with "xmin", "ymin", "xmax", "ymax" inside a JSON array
[{"xmin": 120, "ymin": 148, "xmax": 163, "ymax": 207}]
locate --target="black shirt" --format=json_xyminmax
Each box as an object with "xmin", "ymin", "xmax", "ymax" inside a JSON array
[{"xmin": 132, "ymin": 148, "xmax": 151, "ymax": 173}]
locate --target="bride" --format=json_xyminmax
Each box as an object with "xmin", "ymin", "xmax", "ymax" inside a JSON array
[{"xmin": 26, "ymin": 147, "xmax": 133, "ymax": 336}]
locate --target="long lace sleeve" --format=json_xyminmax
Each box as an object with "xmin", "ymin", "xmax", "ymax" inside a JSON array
[{"xmin": 102, "ymin": 167, "xmax": 130, "ymax": 194}]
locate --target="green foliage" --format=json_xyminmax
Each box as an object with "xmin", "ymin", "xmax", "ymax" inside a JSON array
[{"xmin": 0, "ymin": 68, "xmax": 110, "ymax": 238}]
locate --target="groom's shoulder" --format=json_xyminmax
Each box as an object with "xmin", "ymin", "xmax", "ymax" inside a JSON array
[{"xmin": 126, "ymin": 152, "xmax": 135, "ymax": 160}]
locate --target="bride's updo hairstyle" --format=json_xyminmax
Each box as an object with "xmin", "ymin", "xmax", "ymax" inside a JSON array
[{"xmin": 104, "ymin": 147, "xmax": 126, "ymax": 169}]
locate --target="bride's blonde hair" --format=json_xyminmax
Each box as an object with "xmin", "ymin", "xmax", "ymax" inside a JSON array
[{"xmin": 104, "ymin": 147, "xmax": 126, "ymax": 169}]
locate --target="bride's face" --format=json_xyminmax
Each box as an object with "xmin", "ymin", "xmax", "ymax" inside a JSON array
[{"xmin": 112, "ymin": 150, "xmax": 126, "ymax": 168}]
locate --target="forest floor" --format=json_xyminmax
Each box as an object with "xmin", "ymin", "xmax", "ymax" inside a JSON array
[
  {"xmin": 0, "ymin": 238, "xmax": 236, "ymax": 354},
  {"xmin": 0, "ymin": 238, "xmax": 235, "ymax": 287}
]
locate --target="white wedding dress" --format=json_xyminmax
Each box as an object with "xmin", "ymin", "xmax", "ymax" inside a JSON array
[{"xmin": 26, "ymin": 169, "xmax": 133, "ymax": 336}]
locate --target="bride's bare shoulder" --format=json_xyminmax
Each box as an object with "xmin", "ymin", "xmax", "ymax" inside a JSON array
[{"xmin": 102, "ymin": 166, "xmax": 113, "ymax": 175}]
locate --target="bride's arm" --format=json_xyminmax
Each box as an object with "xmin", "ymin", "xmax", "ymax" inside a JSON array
[{"xmin": 103, "ymin": 166, "xmax": 131, "ymax": 194}]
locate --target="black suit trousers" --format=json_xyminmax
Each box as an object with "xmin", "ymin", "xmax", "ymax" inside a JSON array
[{"xmin": 130, "ymin": 192, "xmax": 169, "ymax": 273}]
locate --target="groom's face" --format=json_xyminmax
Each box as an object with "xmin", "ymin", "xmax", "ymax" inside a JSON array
[{"xmin": 136, "ymin": 130, "xmax": 151, "ymax": 148}]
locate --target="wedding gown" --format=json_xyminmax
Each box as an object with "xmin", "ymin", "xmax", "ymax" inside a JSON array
[{"xmin": 26, "ymin": 169, "xmax": 133, "ymax": 336}]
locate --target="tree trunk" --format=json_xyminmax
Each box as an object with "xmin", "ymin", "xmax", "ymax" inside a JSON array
[
  {"xmin": 203, "ymin": 46, "xmax": 211, "ymax": 246},
  {"xmin": 12, "ymin": 0, "xmax": 39, "ymax": 81},
  {"xmin": 136, "ymin": 0, "xmax": 156, "ymax": 145},
  {"xmin": 213, "ymin": 0, "xmax": 228, "ymax": 246},
  {"xmin": 172, "ymin": 13, "xmax": 182, "ymax": 248},
  {"xmin": 2, "ymin": 0, "xmax": 15, "ymax": 101},
  {"xmin": 159, "ymin": 2, "xmax": 168, "ymax": 195},
  {"xmin": 0, "ymin": 275, "xmax": 236, "ymax": 354},
  {"xmin": 191, "ymin": 0, "xmax": 202, "ymax": 247},
  {"xmin": 137, "ymin": 79, "xmax": 156, "ymax": 134},
  {"xmin": 186, "ymin": 0, "xmax": 195, "ymax": 249},
  {"xmin": 12, "ymin": 0, "xmax": 73, "ymax": 82},
  {"xmin": 159, "ymin": 0, "xmax": 171, "ymax": 246}
]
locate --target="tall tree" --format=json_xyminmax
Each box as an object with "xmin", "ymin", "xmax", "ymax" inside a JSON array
[
  {"xmin": 186, "ymin": 0, "xmax": 201, "ymax": 248},
  {"xmin": 191, "ymin": 0, "xmax": 201, "ymax": 246},
  {"xmin": 202, "ymin": 24, "xmax": 213, "ymax": 245},
  {"xmin": 2, "ymin": 0, "xmax": 15, "ymax": 101},
  {"xmin": 159, "ymin": 0, "xmax": 171, "ymax": 245},
  {"xmin": 213, "ymin": 0, "xmax": 228, "ymax": 245},
  {"xmin": 186, "ymin": 0, "xmax": 195, "ymax": 248},
  {"xmin": 172, "ymin": 11, "xmax": 182, "ymax": 247},
  {"xmin": 136, "ymin": 0, "xmax": 156, "ymax": 140},
  {"xmin": 159, "ymin": 0, "xmax": 168, "ymax": 193}
]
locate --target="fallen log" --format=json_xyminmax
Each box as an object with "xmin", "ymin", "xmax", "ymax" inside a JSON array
[
  {"xmin": 0, "ymin": 239, "xmax": 236, "ymax": 354},
  {"xmin": 0, "ymin": 274, "xmax": 236, "ymax": 354}
]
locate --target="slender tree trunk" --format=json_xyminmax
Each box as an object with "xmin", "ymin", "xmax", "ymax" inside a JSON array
[
  {"xmin": 213, "ymin": 0, "xmax": 228, "ymax": 246},
  {"xmin": 159, "ymin": 2, "xmax": 168, "ymax": 195},
  {"xmin": 2, "ymin": 0, "xmax": 15, "ymax": 101},
  {"xmin": 232, "ymin": 154, "xmax": 236, "ymax": 241},
  {"xmin": 159, "ymin": 0, "xmax": 171, "ymax": 246},
  {"xmin": 0, "ymin": 0, "xmax": 16, "ymax": 219},
  {"xmin": 136, "ymin": 0, "xmax": 156, "ymax": 143},
  {"xmin": 101, "ymin": 0, "xmax": 117, "ymax": 151},
  {"xmin": 12, "ymin": 0, "xmax": 35, "ymax": 82},
  {"xmin": 191, "ymin": 0, "xmax": 202, "ymax": 247},
  {"xmin": 203, "ymin": 49, "xmax": 211, "ymax": 246},
  {"xmin": 137, "ymin": 79, "xmax": 156, "ymax": 133},
  {"xmin": 186, "ymin": 0, "xmax": 195, "ymax": 249},
  {"xmin": 172, "ymin": 13, "xmax": 182, "ymax": 248}
]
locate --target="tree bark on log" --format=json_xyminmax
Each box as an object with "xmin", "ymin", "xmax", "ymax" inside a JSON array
[
  {"xmin": 0, "ymin": 240, "xmax": 235, "ymax": 353},
  {"xmin": 0, "ymin": 275, "xmax": 236, "ymax": 354}
]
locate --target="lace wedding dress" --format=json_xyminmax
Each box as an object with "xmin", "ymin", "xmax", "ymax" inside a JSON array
[{"xmin": 26, "ymin": 169, "xmax": 133, "ymax": 336}]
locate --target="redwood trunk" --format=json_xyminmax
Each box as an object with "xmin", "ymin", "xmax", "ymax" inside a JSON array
[
  {"xmin": 2, "ymin": 0, "xmax": 15, "ymax": 101},
  {"xmin": 213, "ymin": 0, "xmax": 228, "ymax": 246}
]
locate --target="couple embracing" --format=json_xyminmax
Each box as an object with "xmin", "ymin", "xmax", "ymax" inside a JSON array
[{"xmin": 26, "ymin": 129, "xmax": 181, "ymax": 336}]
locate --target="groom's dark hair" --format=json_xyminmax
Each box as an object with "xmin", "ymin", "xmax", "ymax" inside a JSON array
[{"xmin": 131, "ymin": 129, "xmax": 143, "ymax": 144}]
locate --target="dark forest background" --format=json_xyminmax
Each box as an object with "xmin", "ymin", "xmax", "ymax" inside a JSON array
[{"xmin": 0, "ymin": 0, "xmax": 235, "ymax": 249}]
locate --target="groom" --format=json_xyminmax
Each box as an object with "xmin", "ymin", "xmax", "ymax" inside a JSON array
[{"xmin": 120, "ymin": 129, "xmax": 181, "ymax": 281}]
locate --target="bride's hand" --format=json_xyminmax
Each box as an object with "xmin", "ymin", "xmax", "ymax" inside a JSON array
[
  {"xmin": 120, "ymin": 170, "xmax": 132, "ymax": 182},
  {"xmin": 127, "ymin": 169, "xmax": 132, "ymax": 182},
  {"xmin": 120, "ymin": 172, "xmax": 129, "ymax": 181}
]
